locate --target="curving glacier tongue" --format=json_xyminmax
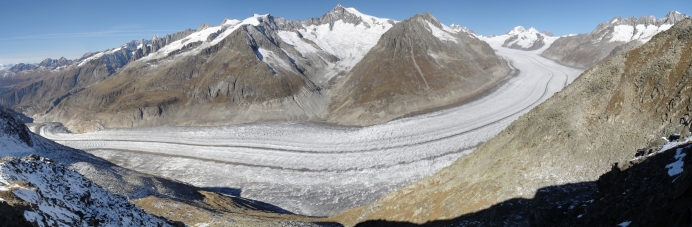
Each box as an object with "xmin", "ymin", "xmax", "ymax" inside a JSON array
[{"xmin": 0, "ymin": 155, "xmax": 172, "ymax": 227}]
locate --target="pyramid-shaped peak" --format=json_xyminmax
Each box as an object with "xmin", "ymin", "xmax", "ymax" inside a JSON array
[
  {"xmin": 412, "ymin": 12, "xmax": 440, "ymax": 24},
  {"xmin": 507, "ymin": 26, "xmax": 525, "ymax": 35},
  {"xmin": 151, "ymin": 34, "xmax": 159, "ymax": 40},
  {"xmin": 664, "ymin": 11, "xmax": 689, "ymax": 23}
]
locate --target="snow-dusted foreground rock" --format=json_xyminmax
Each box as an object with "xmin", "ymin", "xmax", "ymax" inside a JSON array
[
  {"xmin": 37, "ymin": 42, "xmax": 582, "ymax": 216},
  {"xmin": 0, "ymin": 155, "xmax": 172, "ymax": 227}
]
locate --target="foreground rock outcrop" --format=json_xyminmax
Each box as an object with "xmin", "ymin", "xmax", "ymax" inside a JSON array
[
  {"xmin": 352, "ymin": 139, "xmax": 692, "ymax": 226},
  {"xmin": 332, "ymin": 17, "xmax": 692, "ymax": 226},
  {"xmin": 0, "ymin": 155, "xmax": 175, "ymax": 227}
]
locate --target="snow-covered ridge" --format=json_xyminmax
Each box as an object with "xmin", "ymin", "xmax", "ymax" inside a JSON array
[
  {"xmin": 140, "ymin": 15, "xmax": 260, "ymax": 61},
  {"xmin": 279, "ymin": 6, "xmax": 396, "ymax": 80},
  {"xmin": 0, "ymin": 63, "xmax": 13, "ymax": 72},
  {"xmin": 602, "ymin": 11, "xmax": 689, "ymax": 43},
  {"xmin": 609, "ymin": 23, "xmax": 673, "ymax": 43},
  {"xmin": 0, "ymin": 155, "xmax": 172, "ymax": 227},
  {"xmin": 134, "ymin": 5, "xmax": 399, "ymax": 81}
]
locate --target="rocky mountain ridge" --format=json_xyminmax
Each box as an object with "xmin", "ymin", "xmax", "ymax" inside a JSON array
[
  {"xmin": 0, "ymin": 28, "xmax": 196, "ymax": 121},
  {"xmin": 2, "ymin": 5, "xmax": 509, "ymax": 133},
  {"xmin": 542, "ymin": 11, "xmax": 689, "ymax": 69}
]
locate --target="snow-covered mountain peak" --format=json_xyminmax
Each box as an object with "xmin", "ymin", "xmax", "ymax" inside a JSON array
[
  {"xmin": 507, "ymin": 26, "xmax": 526, "ymax": 35},
  {"xmin": 481, "ymin": 25, "xmax": 556, "ymax": 51},
  {"xmin": 507, "ymin": 26, "xmax": 539, "ymax": 35}
]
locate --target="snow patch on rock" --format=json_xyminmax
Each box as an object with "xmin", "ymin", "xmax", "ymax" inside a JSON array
[
  {"xmin": 0, "ymin": 155, "xmax": 172, "ymax": 227},
  {"xmin": 425, "ymin": 21, "xmax": 458, "ymax": 43}
]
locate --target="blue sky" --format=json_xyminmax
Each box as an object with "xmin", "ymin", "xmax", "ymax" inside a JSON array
[{"xmin": 0, "ymin": 0, "xmax": 688, "ymax": 64}]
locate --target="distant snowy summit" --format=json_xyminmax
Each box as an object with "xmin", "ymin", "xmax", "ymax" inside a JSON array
[
  {"xmin": 501, "ymin": 26, "xmax": 553, "ymax": 50},
  {"xmin": 479, "ymin": 25, "xmax": 558, "ymax": 51},
  {"xmin": 543, "ymin": 10, "xmax": 689, "ymax": 69}
]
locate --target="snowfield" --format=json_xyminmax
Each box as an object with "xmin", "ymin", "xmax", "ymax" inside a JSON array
[{"xmin": 36, "ymin": 39, "xmax": 582, "ymax": 216}]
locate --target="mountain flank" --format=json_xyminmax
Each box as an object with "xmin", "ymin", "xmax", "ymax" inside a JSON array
[
  {"xmin": 327, "ymin": 13, "xmax": 509, "ymax": 125},
  {"xmin": 331, "ymin": 17, "xmax": 692, "ymax": 226}
]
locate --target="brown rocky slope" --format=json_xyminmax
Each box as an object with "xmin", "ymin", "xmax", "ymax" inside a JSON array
[
  {"xmin": 331, "ymin": 18, "xmax": 692, "ymax": 226},
  {"xmin": 0, "ymin": 30, "xmax": 195, "ymax": 121},
  {"xmin": 327, "ymin": 13, "xmax": 508, "ymax": 125}
]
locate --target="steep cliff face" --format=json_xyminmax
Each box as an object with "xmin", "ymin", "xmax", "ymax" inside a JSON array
[
  {"xmin": 333, "ymin": 18, "xmax": 692, "ymax": 226},
  {"xmin": 542, "ymin": 11, "xmax": 688, "ymax": 69}
]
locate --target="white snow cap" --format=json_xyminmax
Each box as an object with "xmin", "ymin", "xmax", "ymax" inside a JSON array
[{"xmin": 507, "ymin": 26, "xmax": 539, "ymax": 35}]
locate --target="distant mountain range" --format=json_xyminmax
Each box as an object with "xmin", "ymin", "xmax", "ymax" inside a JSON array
[
  {"xmin": 543, "ymin": 11, "xmax": 689, "ymax": 69},
  {"xmin": 0, "ymin": 4, "xmax": 507, "ymax": 133}
]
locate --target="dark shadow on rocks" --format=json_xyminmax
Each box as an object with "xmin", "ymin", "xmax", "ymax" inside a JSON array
[
  {"xmin": 202, "ymin": 186, "xmax": 297, "ymax": 214},
  {"xmin": 0, "ymin": 105, "xmax": 33, "ymax": 123},
  {"xmin": 202, "ymin": 187, "xmax": 242, "ymax": 197},
  {"xmin": 357, "ymin": 142, "xmax": 692, "ymax": 227},
  {"xmin": 356, "ymin": 182, "xmax": 597, "ymax": 227}
]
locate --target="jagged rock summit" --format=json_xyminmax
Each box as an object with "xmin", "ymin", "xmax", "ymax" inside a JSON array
[{"xmin": 543, "ymin": 11, "xmax": 690, "ymax": 69}]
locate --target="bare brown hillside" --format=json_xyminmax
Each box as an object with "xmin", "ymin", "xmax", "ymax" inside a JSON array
[{"xmin": 327, "ymin": 13, "xmax": 508, "ymax": 125}]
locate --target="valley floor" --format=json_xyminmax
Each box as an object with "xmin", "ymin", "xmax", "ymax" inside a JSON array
[{"xmin": 31, "ymin": 42, "xmax": 582, "ymax": 217}]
